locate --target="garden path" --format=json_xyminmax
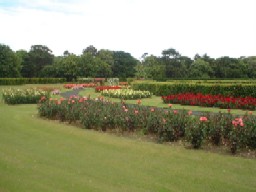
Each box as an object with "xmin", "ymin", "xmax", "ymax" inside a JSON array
[{"xmin": 60, "ymin": 89, "xmax": 82, "ymax": 99}]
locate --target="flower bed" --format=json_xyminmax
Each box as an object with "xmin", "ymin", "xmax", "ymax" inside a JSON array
[
  {"xmin": 2, "ymin": 88, "xmax": 48, "ymax": 104},
  {"xmin": 95, "ymin": 86, "xmax": 121, "ymax": 92},
  {"xmin": 51, "ymin": 89, "xmax": 61, "ymax": 95},
  {"xmin": 102, "ymin": 89, "xmax": 152, "ymax": 100},
  {"xmin": 119, "ymin": 82, "xmax": 129, "ymax": 86},
  {"xmin": 64, "ymin": 83, "xmax": 96, "ymax": 89},
  {"xmin": 38, "ymin": 96, "xmax": 256, "ymax": 154},
  {"xmin": 162, "ymin": 93, "xmax": 256, "ymax": 110}
]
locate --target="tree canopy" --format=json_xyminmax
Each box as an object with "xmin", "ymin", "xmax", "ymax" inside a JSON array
[{"xmin": 1, "ymin": 43, "xmax": 255, "ymax": 80}]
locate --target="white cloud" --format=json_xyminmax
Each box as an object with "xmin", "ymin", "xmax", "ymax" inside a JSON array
[{"xmin": 0, "ymin": 0, "xmax": 255, "ymax": 59}]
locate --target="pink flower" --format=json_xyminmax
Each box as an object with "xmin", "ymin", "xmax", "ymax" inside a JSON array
[
  {"xmin": 173, "ymin": 110, "xmax": 178, "ymax": 114},
  {"xmin": 40, "ymin": 96, "xmax": 46, "ymax": 101},
  {"xmin": 168, "ymin": 104, "xmax": 172, "ymax": 108},
  {"xmin": 134, "ymin": 110, "xmax": 139, "ymax": 114},
  {"xmin": 232, "ymin": 117, "xmax": 244, "ymax": 127},
  {"xmin": 249, "ymin": 111, "xmax": 253, "ymax": 115},
  {"xmin": 188, "ymin": 110, "xmax": 192, "ymax": 115},
  {"xmin": 162, "ymin": 118, "xmax": 166, "ymax": 123},
  {"xmin": 124, "ymin": 108, "xmax": 128, "ymax": 112},
  {"xmin": 150, "ymin": 108, "xmax": 155, "ymax": 112},
  {"xmin": 199, "ymin": 116, "xmax": 208, "ymax": 122}
]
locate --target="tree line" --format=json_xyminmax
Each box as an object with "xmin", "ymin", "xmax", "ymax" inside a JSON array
[{"xmin": 1, "ymin": 44, "xmax": 256, "ymax": 81}]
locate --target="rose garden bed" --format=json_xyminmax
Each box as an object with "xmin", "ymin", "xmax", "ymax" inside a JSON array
[{"xmin": 38, "ymin": 95, "xmax": 256, "ymax": 154}]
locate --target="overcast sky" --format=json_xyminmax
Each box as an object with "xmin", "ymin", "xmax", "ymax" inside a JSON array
[{"xmin": 0, "ymin": 0, "xmax": 255, "ymax": 59}]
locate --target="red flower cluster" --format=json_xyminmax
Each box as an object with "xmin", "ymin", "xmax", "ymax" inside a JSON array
[
  {"xmin": 162, "ymin": 93, "xmax": 256, "ymax": 110},
  {"xmin": 95, "ymin": 86, "xmax": 121, "ymax": 92},
  {"xmin": 64, "ymin": 84, "xmax": 96, "ymax": 89}
]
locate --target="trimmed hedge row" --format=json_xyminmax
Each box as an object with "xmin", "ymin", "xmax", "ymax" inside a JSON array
[
  {"xmin": 132, "ymin": 82, "xmax": 256, "ymax": 97},
  {"xmin": 0, "ymin": 78, "xmax": 65, "ymax": 85}
]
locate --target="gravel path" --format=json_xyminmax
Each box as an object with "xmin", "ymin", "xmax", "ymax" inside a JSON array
[{"xmin": 59, "ymin": 89, "xmax": 82, "ymax": 99}]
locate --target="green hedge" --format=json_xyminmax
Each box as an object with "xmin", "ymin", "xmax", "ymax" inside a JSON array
[
  {"xmin": 0, "ymin": 78, "xmax": 65, "ymax": 85},
  {"xmin": 132, "ymin": 82, "xmax": 256, "ymax": 97}
]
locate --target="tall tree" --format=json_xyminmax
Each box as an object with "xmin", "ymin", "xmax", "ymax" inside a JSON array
[
  {"xmin": 82, "ymin": 45, "xmax": 97, "ymax": 56},
  {"xmin": 213, "ymin": 57, "xmax": 247, "ymax": 78},
  {"xmin": 143, "ymin": 55, "xmax": 166, "ymax": 80},
  {"xmin": 112, "ymin": 51, "xmax": 138, "ymax": 79},
  {"xmin": 0, "ymin": 44, "xmax": 21, "ymax": 77},
  {"xmin": 56, "ymin": 54, "xmax": 79, "ymax": 81},
  {"xmin": 27, "ymin": 45, "xmax": 54, "ymax": 77},
  {"xmin": 161, "ymin": 48, "xmax": 190, "ymax": 78},
  {"xmin": 16, "ymin": 49, "xmax": 29, "ymax": 78},
  {"xmin": 189, "ymin": 58, "xmax": 213, "ymax": 78},
  {"xmin": 243, "ymin": 56, "xmax": 256, "ymax": 78}
]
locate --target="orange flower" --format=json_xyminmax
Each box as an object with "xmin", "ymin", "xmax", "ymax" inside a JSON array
[
  {"xmin": 137, "ymin": 99, "xmax": 141, "ymax": 105},
  {"xmin": 168, "ymin": 104, "xmax": 172, "ymax": 108}
]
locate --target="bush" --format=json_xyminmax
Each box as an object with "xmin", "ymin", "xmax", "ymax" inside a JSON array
[
  {"xmin": 37, "ymin": 97, "xmax": 256, "ymax": 153},
  {"xmin": 2, "ymin": 88, "xmax": 49, "ymax": 104},
  {"xmin": 0, "ymin": 78, "xmax": 65, "ymax": 85},
  {"xmin": 101, "ymin": 89, "xmax": 152, "ymax": 100},
  {"xmin": 132, "ymin": 82, "xmax": 256, "ymax": 97},
  {"xmin": 95, "ymin": 86, "xmax": 121, "ymax": 92},
  {"xmin": 162, "ymin": 93, "xmax": 256, "ymax": 110}
]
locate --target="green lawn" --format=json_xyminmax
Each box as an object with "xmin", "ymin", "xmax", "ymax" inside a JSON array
[{"xmin": 0, "ymin": 85, "xmax": 256, "ymax": 191}]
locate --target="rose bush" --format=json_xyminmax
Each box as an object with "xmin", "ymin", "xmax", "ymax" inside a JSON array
[{"xmin": 38, "ymin": 96, "xmax": 256, "ymax": 153}]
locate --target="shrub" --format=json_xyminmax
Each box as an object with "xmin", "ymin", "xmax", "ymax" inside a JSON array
[
  {"xmin": 185, "ymin": 116, "xmax": 208, "ymax": 148},
  {"xmin": 95, "ymin": 86, "xmax": 121, "ymax": 92},
  {"xmin": 0, "ymin": 78, "xmax": 65, "ymax": 85},
  {"xmin": 37, "ymin": 97, "xmax": 256, "ymax": 153},
  {"xmin": 162, "ymin": 92, "xmax": 256, "ymax": 110},
  {"xmin": 3, "ymin": 88, "xmax": 49, "ymax": 104},
  {"xmin": 101, "ymin": 89, "xmax": 152, "ymax": 100},
  {"xmin": 132, "ymin": 82, "xmax": 256, "ymax": 97}
]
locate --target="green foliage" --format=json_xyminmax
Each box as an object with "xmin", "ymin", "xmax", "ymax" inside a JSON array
[
  {"xmin": 189, "ymin": 58, "xmax": 213, "ymax": 78},
  {"xmin": 132, "ymin": 81, "xmax": 256, "ymax": 97},
  {"xmin": 185, "ymin": 117, "xmax": 208, "ymax": 149},
  {"xmin": 56, "ymin": 54, "xmax": 80, "ymax": 81},
  {"xmin": 0, "ymin": 78, "xmax": 65, "ymax": 85},
  {"xmin": 24, "ymin": 45, "xmax": 54, "ymax": 77},
  {"xmin": 38, "ymin": 96, "xmax": 256, "ymax": 153},
  {"xmin": 0, "ymin": 44, "xmax": 21, "ymax": 77},
  {"xmin": 112, "ymin": 51, "xmax": 138, "ymax": 78},
  {"xmin": 107, "ymin": 78, "xmax": 119, "ymax": 86}
]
